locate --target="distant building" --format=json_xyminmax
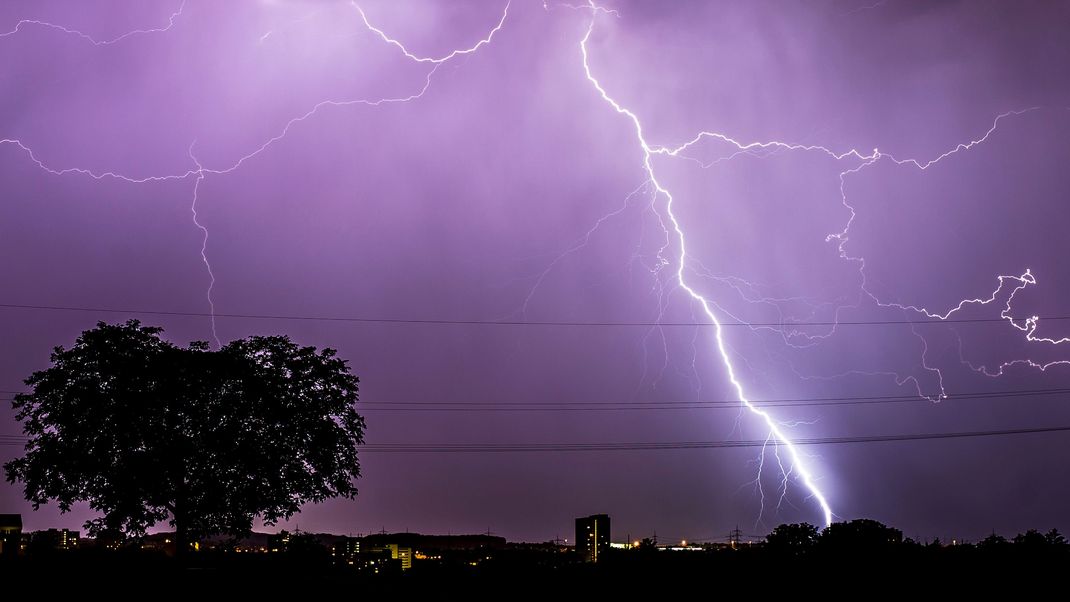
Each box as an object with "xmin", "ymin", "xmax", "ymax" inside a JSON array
[
  {"xmin": 268, "ymin": 531, "xmax": 291, "ymax": 553},
  {"xmin": 61, "ymin": 529, "xmax": 79, "ymax": 549},
  {"xmin": 332, "ymin": 537, "xmax": 361, "ymax": 566},
  {"xmin": 331, "ymin": 536, "xmax": 413, "ymax": 571},
  {"xmin": 0, "ymin": 514, "xmax": 21, "ymax": 557},
  {"xmin": 359, "ymin": 533, "xmax": 503, "ymax": 569},
  {"xmin": 388, "ymin": 543, "xmax": 413, "ymax": 570},
  {"xmin": 363, "ymin": 542, "xmax": 412, "ymax": 570},
  {"xmin": 138, "ymin": 534, "xmax": 174, "ymax": 554},
  {"xmin": 28, "ymin": 528, "xmax": 80, "ymax": 552},
  {"xmin": 576, "ymin": 514, "xmax": 610, "ymax": 563},
  {"xmin": 360, "ymin": 532, "xmax": 505, "ymax": 552},
  {"xmin": 355, "ymin": 548, "xmax": 396, "ymax": 575}
]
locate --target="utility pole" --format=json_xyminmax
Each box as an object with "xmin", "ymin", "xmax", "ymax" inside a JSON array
[{"xmin": 729, "ymin": 526, "xmax": 743, "ymax": 549}]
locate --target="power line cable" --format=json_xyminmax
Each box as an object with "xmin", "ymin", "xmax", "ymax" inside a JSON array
[
  {"xmin": 4, "ymin": 385, "xmax": 1068, "ymax": 410},
  {"xmin": 357, "ymin": 425, "xmax": 1070, "ymax": 451},
  {"xmin": 2, "ymin": 425, "xmax": 1068, "ymax": 450},
  {"xmin": 350, "ymin": 387, "xmax": 1070, "ymax": 410},
  {"xmin": 0, "ymin": 301, "xmax": 1059, "ymax": 328}
]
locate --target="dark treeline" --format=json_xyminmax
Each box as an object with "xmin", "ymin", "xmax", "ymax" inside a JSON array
[
  {"xmin": 6, "ymin": 519, "xmax": 1067, "ymax": 575},
  {"xmin": 4, "ymin": 522, "xmax": 1068, "ymax": 596},
  {"xmin": 763, "ymin": 518, "xmax": 1068, "ymax": 557}
]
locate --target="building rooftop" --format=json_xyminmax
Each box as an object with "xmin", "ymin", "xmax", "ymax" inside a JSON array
[{"xmin": 0, "ymin": 514, "xmax": 22, "ymax": 530}]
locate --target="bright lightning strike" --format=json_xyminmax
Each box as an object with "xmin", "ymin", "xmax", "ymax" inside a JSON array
[
  {"xmin": 187, "ymin": 142, "xmax": 221, "ymax": 349},
  {"xmin": 566, "ymin": 1, "xmax": 1060, "ymax": 525},
  {"xmin": 580, "ymin": 2, "xmax": 835, "ymax": 527}
]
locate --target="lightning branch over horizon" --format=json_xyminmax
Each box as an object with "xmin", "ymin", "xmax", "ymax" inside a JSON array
[{"xmin": 0, "ymin": 0, "xmax": 186, "ymax": 46}]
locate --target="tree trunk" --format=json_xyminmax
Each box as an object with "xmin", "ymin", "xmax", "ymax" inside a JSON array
[
  {"xmin": 172, "ymin": 493, "xmax": 187, "ymax": 564},
  {"xmin": 174, "ymin": 518, "xmax": 187, "ymax": 563}
]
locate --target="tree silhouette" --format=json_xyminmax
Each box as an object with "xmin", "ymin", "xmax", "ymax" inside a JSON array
[
  {"xmin": 978, "ymin": 533, "xmax": 1009, "ymax": 550},
  {"xmin": 1013, "ymin": 529, "xmax": 1049, "ymax": 551},
  {"xmin": 766, "ymin": 523, "xmax": 818, "ymax": 555},
  {"xmin": 636, "ymin": 537, "xmax": 657, "ymax": 557},
  {"xmin": 819, "ymin": 519, "xmax": 902, "ymax": 552},
  {"xmin": 4, "ymin": 320, "xmax": 365, "ymax": 554},
  {"xmin": 1044, "ymin": 529, "xmax": 1067, "ymax": 547}
]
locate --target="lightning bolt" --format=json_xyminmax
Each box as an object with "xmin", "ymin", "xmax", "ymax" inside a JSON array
[
  {"xmin": 518, "ymin": 179, "xmax": 650, "ymax": 316},
  {"xmin": 0, "ymin": 1, "xmax": 186, "ymax": 46},
  {"xmin": 580, "ymin": 2, "xmax": 834, "ymax": 527},
  {"xmin": 353, "ymin": 1, "xmax": 510, "ymax": 64},
  {"xmin": 822, "ymin": 109, "xmax": 1063, "ymax": 388},
  {"xmin": 1, "ymin": 2, "xmax": 510, "ymax": 182},
  {"xmin": 0, "ymin": 138, "xmax": 196, "ymax": 183},
  {"xmin": 656, "ymin": 107, "xmax": 1055, "ymax": 396},
  {"xmin": 1, "ymin": 1, "xmax": 511, "ymax": 350},
  {"xmin": 187, "ymin": 142, "xmax": 220, "ymax": 349},
  {"xmin": 258, "ymin": 7, "xmax": 325, "ymax": 45},
  {"xmin": 572, "ymin": 4, "xmax": 1056, "ymax": 526},
  {"xmin": 544, "ymin": 1, "xmax": 622, "ymax": 18}
]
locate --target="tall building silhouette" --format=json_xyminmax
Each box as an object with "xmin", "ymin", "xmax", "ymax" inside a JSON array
[
  {"xmin": 576, "ymin": 514, "xmax": 610, "ymax": 563},
  {"xmin": 0, "ymin": 514, "xmax": 21, "ymax": 557}
]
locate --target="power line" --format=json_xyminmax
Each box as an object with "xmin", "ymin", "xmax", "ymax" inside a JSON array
[
  {"xmin": 353, "ymin": 425, "xmax": 1070, "ymax": 452},
  {"xmin": 349, "ymin": 387, "xmax": 1070, "ymax": 410},
  {"xmin": 1, "ymin": 386, "xmax": 1068, "ymax": 411},
  {"xmin": 2, "ymin": 425, "xmax": 1068, "ymax": 450},
  {"xmin": 0, "ymin": 301, "xmax": 1060, "ymax": 328}
]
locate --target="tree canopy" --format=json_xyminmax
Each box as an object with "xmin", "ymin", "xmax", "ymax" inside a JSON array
[
  {"xmin": 4, "ymin": 320, "xmax": 365, "ymax": 549},
  {"xmin": 820, "ymin": 518, "xmax": 903, "ymax": 551},
  {"xmin": 765, "ymin": 522, "xmax": 818, "ymax": 554}
]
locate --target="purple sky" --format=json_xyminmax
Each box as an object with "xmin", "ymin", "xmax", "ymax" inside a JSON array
[{"xmin": 2, "ymin": 0, "xmax": 1069, "ymax": 543}]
